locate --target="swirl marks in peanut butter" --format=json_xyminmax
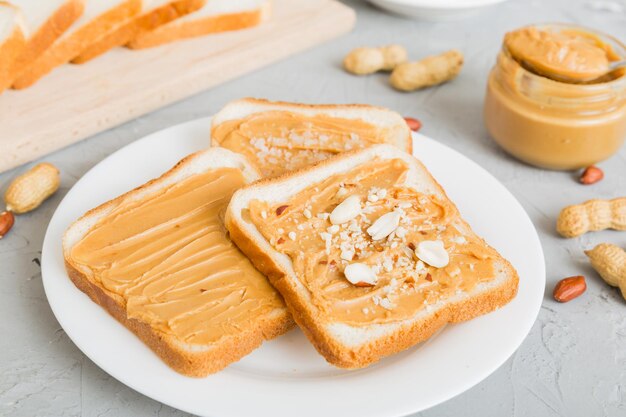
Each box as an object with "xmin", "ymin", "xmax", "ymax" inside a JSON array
[
  {"xmin": 69, "ymin": 168, "xmax": 284, "ymax": 345},
  {"xmin": 504, "ymin": 26, "xmax": 621, "ymax": 82}
]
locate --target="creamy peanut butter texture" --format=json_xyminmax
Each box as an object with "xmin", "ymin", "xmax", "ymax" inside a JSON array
[
  {"xmin": 248, "ymin": 159, "xmax": 497, "ymax": 325},
  {"xmin": 505, "ymin": 27, "xmax": 618, "ymax": 82},
  {"xmin": 485, "ymin": 25, "xmax": 626, "ymax": 170},
  {"xmin": 69, "ymin": 168, "xmax": 284, "ymax": 345},
  {"xmin": 212, "ymin": 111, "xmax": 392, "ymax": 177}
]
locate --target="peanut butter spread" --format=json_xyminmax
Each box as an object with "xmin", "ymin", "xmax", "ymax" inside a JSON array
[
  {"xmin": 485, "ymin": 25, "xmax": 626, "ymax": 170},
  {"xmin": 248, "ymin": 159, "xmax": 498, "ymax": 326},
  {"xmin": 504, "ymin": 27, "xmax": 618, "ymax": 82},
  {"xmin": 69, "ymin": 168, "xmax": 284, "ymax": 345},
  {"xmin": 212, "ymin": 111, "xmax": 392, "ymax": 177}
]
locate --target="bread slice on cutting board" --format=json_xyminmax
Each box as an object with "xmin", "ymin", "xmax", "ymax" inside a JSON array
[
  {"xmin": 63, "ymin": 147, "xmax": 293, "ymax": 377},
  {"xmin": 8, "ymin": 0, "xmax": 84, "ymax": 85},
  {"xmin": 225, "ymin": 144, "xmax": 519, "ymax": 368},
  {"xmin": 128, "ymin": 0, "xmax": 270, "ymax": 49},
  {"xmin": 13, "ymin": 0, "xmax": 142, "ymax": 89},
  {"xmin": 211, "ymin": 98, "xmax": 413, "ymax": 178},
  {"xmin": 73, "ymin": 0, "xmax": 206, "ymax": 64},
  {"xmin": 0, "ymin": 2, "xmax": 26, "ymax": 93}
]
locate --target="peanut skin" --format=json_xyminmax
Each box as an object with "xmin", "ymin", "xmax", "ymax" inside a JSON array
[
  {"xmin": 556, "ymin": 197, "xmax": 626, "ymax": 238},
  {"xmin": 585, "ymin": 243, "xmax": 626, "ymax": 300},
  {"xmin": 390, "ymin": 49, "xmax": 464, "ymax": 91},
  {"xmin": 0, "ymin": 211, "xmax": 14, "ymax": 239},
  {"xmin": 343, "ymin": 45, "xmax": 408, "ymax": 75},
  {"xmin": 553, "ymin": 276, "xmax": 587, "ymax": 303},
  {"xmin": 579, "ymin": 166, "xmax": 604, "ymax": 185},
  {"xmin": 4, "ymin": 163, "xmax": 60, "ymax": 214}
]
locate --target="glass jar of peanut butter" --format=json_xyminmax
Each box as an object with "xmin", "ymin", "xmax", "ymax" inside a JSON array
[{"xmin": 484, "ymin": 24, "xmax": 626, "ymax": 170}]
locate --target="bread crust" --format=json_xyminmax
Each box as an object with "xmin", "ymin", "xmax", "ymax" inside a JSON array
[
  {"xmin": 63, "ymin": 148, "xmax": 294, "ymax": 377},
  {"xmin": 65, "ymin": 259, "xmax": 293, "ymax": 376},
  {"xmin": 226, "ymin": 145, "xmax": 519, "ymax": 368},
  {"xmin": 10, "ymin": 0, "xmax": 84, "ymax": 85},
  {"xmin": 212, "ymin": 97, "xmax": 414, "ymax": 155},
  {"xmin": 0, "ymin": 18, "xmax": 26, "ymax": 94},
  {"xmin": 13, "ymin": 0, "xmax": 142, "ymax": 89},
  {"xmin": 127, "ymin": 1, "xmax": 270, "ymax": 49},
  {"xmin": 72, "ymin": 0, "xmax": 206, "ymax": 64}
]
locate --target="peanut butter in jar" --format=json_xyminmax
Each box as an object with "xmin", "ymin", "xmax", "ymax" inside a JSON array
[{"xmin": 484, "ymin": 24, "xmax": 626, "ymax": 170}]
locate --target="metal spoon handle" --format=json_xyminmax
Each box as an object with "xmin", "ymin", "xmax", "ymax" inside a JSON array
[{"xmin": 608, "ymin": 59, "xmax": 626, "ymax": 71}]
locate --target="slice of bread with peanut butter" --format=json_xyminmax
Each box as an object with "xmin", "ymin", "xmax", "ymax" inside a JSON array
[
  {"xmin": 226, "ymin": 144, "xmax": 519, "ymax": 369},
  {"xmin": 63, "ymin": 148, "xmax": 293, "ymax": 376},
  {"xmin": 211, "ymin": 98, "xmax": 413, "ymax": 178}
]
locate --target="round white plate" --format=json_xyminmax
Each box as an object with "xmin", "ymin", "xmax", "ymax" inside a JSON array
[
  {"xmin": 367, "ymin": 0, "xmax": 509, "ymax": 21},
  {"xmin": 42, "ymin": 117, "xmax": 544, "ymax": 417}
]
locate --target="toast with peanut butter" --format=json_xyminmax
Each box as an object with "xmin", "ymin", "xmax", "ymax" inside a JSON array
[
  {"xmin": 211, "ymin": 98, "xmax": 413, "ymax": 177},
  {"xmin": 225, "ymin": 144, "xmax": 519, "ymax": 369},
  {"xmin": 63, "ymin": 148, "xmax": 293, "ymax": 377}
]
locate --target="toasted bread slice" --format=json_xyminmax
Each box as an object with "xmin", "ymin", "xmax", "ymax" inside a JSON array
[
  {"xmin": 226, "ymin": 144, "xmax": 519, "ymax": 369},
  {"xmin": 72, "ymin": 0, "xmax": 206, "ymax": 64},
  {"xmin": 9, "ymin": 0, "xmax": 84, "ymax": 84},
  {"xmin": 211, "ymin": 98, "xmax": 413, "ymax": 177},
  {"xmin": 0, "ymin": 2, "xmax": 26, "ymax": 93},
  {"xmin": 63, "ymin": 148, "xmax": 293, "ymax": 377},
  {"xmin": 13, "ymin": 0, "xmax": 142, "ymax": 89},
  {"xmin": 127, "ymin": 0, "xmax": 270, "ymax": 49}
]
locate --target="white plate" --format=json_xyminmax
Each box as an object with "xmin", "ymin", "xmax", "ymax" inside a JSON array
[
  {"xmin": 42, "ymin": 117, "xmax": 544, "ymax": 417},
  {"xmin": 367, "ymin": 0, "xmax": 509, "ymax": 20}
]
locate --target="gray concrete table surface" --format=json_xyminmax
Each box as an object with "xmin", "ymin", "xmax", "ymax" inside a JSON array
[{"xmin": 1, "ymin": 0, "xmax": 625, "ymax": 416}]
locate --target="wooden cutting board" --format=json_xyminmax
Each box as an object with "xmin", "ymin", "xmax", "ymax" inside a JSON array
[{"xmin": 0, "ymin": 0, "xmax": 355, "ymax": 173}]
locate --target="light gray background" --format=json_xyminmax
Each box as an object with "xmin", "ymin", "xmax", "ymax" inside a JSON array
[{"xmin": 1, "ymin": 0, "xmax": 625, "ymax": 416}]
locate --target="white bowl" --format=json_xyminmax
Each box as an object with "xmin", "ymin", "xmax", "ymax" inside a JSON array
[{"xmin": 367, "ymin": 0, "xmax": 510, "ymax": 21}]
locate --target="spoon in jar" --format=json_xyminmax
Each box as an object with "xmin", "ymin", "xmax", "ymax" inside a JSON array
[{"xmin": 521, "ymin": 58, "xmax": 626, "ymax": 84}]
